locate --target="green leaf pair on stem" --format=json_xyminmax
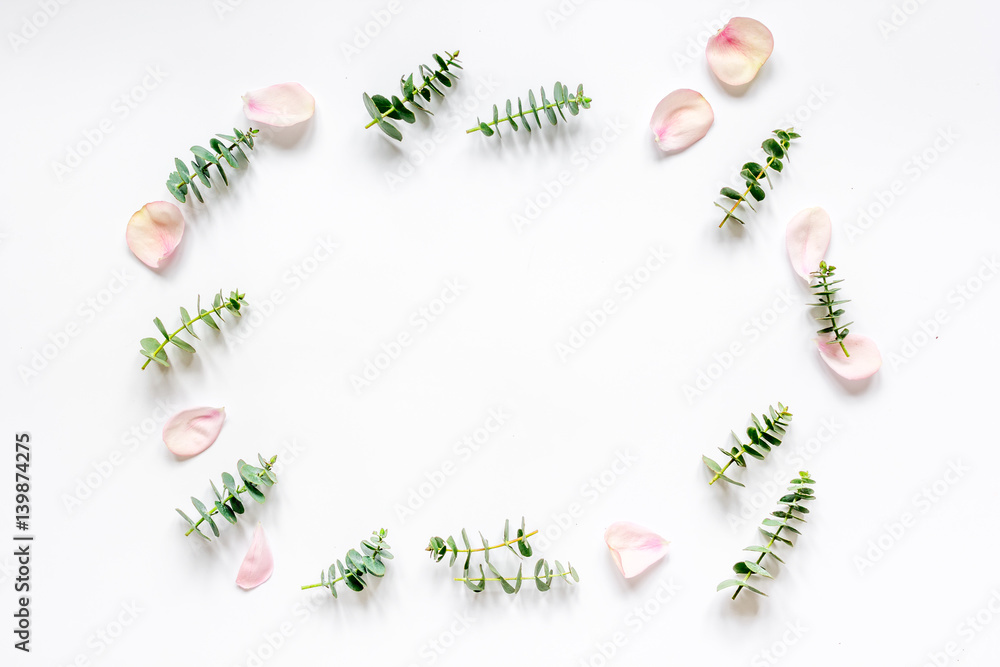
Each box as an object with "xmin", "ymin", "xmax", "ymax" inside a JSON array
[
  {"xmin": 166, "ymin": 127, "xmax": 259, "ymax": 204},
  {"xmin": 467, "ymin": 83, "xmax": 592, "ymax": 138},
  {"xmin": 427, "ymin": 517, "xmax": 579, "ymax": 593},
  {"xmin": 716, "ymin": 128, "xmax": 799, "ymax": 228},
  {"xmin": 363, "ymin": 50, "xmax": 462, "ymax": 141},
  {"xmin": 702, "ymin": 404, "xmax": 792, "ymax": 487},
  {"xmin": 809, "ymin": 261, "xmax": 853, "ymax": 357},
  {"xmin": 301, "ymin": 529, "xmax": 393, "ymax": 598},
  {"xmin": 176, "ymin": 454, "xmax": 277, "ymax": 541},
  {"xmin": 717, "ymin": 472, "xmax": 815, "ymax": 599},
  {"xmin": 139, "ymin": 289, "xmax": 246, "ymax": 370}
]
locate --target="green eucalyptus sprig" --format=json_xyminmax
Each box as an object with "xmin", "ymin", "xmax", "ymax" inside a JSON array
[
  {"xmin": 455, "ymin": 558, "xmax": 579, "ymax": 593},
  {"xmin": 702, "ymin": 404, "xmax": 792, "ymax": 487},
  {"xmin": 176, "ymin": 454, "xmax": 277, "ymax": 541},
  {"xmin": 166, "ymin": 127, "xmax": 259, "ymax": 204},
  {"xmin": 140, "ymin": 289, "xmax": 246, "ymax": 369},
  {"xmin": 466, "ymin": 83, "xmax": 592, "ymax": 138},
  {"xmin": 301, "ymin": 529, "xmax": 393, "ymax": 598},
  {"xmin": 810, "ymin": 261, "xmax": 852, "ymax": 357},
  {"xmin": 427, "ymin": 517, "xmax": 536, "ymax": 569},
  {"xmin": 717, "ymin": 471, "xmax": 815, "ymax": 599},
  {"xmin": 427, "ymin": 518, "xmax": 578, "ymax": 594},
  {"xmin": 362, "ymin": 50, "xmax": 462, "ymax": 141},
  {"xmin": 716, "ymin": 128, "xmax": 799, "ymax": 228}
]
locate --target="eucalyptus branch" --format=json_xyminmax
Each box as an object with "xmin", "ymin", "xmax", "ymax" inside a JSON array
[
  {"xmin": 362, "ymin": 50, "xmax": 462, "ymax": 141},
  {"xmin": 176, "ymin": 454, "xmax": 277, "ymax": 541},
  {"xmin": 301, "ymin": 529, "xmax": 393, "ymax": 598},
  {"xmin": 717, "ymin": 472, "xmax": 815, "ymax": 599},
  {"xmin": 166, "ymin": 127, "xmax": 259, "ymax": 203},
  {"xmin": 809, "ymin": 261, "xmax": 853, "ymax": 357},
  {"xmin": 139, "ymin": 289, "xmax": 246, "ymax": 369},
  {"xmin": 456, "ymin": 558, "xmax": 579, "ymax": 594},
  {"xmin": 716, "ymin": 128, "xmax": 799, "ymax": 228},
  {"xmin": 702, "ymin": 403, "xmax": 792, "ymax": 487},
  {"xmin": 428, "ymin": 518, "xmax": 578, "ymax": 594},
  {"xmin": 467, "ymin": 83, "xmax": 592, "ymax": 138},
  {"xmin": 427, "ymin": 517, "xmax": 536, "ymax": 570}
]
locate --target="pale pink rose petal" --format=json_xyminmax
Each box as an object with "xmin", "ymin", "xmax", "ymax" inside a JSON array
[
  {"xmin": 126, "ymin": 201, "xmax": 184, "ymax": 269},
  {"xmin": 706, "ymin": 17, "xmax": 774, "ymax": 86},
  {"xmin": 242, "ymin": 83, "xmax": 315, "ymax": 127},
  {"xmin": 604, "ymin": 521, "xmax": 670, "ymax": 579},
  {"xmin": 162, "ymin": 407, "xmax": 226, "ymax": 457},
  {"xmin": 815, "ymin": 333, "xmax": 882, "ymax": 380},
  {"xmin": 236, "ymin": 523, "xmax": 274, "ymax": 590},
  {"xmin": 649, "ymin": 89, "xmax": 714, "ymax": 153},
  {"xmin": 786, "ymin": 207, "xmax": 832, "ymax": 280}
]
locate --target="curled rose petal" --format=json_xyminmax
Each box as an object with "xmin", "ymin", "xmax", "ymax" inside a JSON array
[
  {"xmin": 816, "ymin": 333, "xmax": 882, "ymax": 380},
  {"xmin": 236, "ymin": 523, "xmax": 274, "ymax": 590},
  {"xmin": 162, "ymin": 407, "xmax": 226, "ymax": 457},
  {"xmin": 242, "ymin": 83, "xmax": 315, "ymax": 127},
  {"xmin": 706, "ymin": 17, "xmax": 774, "ymax": 86},
  {"xmin": 786, "ymin": 207, "xmax": 832, "ymax": 280},
  {"xmin": 126, "ymin": 201, "xmax": 184, "ymax": 269},
  {"xmin": 649, "ymin": 89, "xmax": 714, "ymax": 153},
  {"xmin": 604, "ymin": 521, "xmax": 670, "ymax": 579}
]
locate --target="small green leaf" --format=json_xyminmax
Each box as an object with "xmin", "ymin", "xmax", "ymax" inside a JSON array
[
  {"xmin": 378, "ymin": 120, "xmax": 403, "ymax": 141},
  {"xmin": 169, "ymin": 337, "xmax": 196, "ymax": 353}
]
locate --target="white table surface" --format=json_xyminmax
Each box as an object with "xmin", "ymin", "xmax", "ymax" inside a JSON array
[{"xmin": 3, "ymin": 0, "xmax": 1000, "ymax": 665}]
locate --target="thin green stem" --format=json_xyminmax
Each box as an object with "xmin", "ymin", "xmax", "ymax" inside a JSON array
[
  {"xmin": 733, "ymin": 519, "xmax": 787, "ymax": 600},
  {"xmin": 709, "ymin": 459, "xmax": 735, "ymax": 486},
  {"xmin": 185, "ymin": 458, "xmax": 272, "ymax": 537},
  {"xmin": 454, "ymin": 571, "xmax": 573, "ymax": 584},
  {"xmin": 815, "ymin": 270, "xmax": 850, "ymax": 357},
  {"xmin": 141, "ymin": 298, "xmax": 237, "ymax": 370},
  {"xmin": 719, "ymin": 156, "xmax": 776, "ymax": 228},
  {"xmin": 466, "ymin": 97, "xmax": 592, "ymax": 133},
  {"xmin": 709, "ymin": 415, "xmax": 788, "ymax": 485},
  {"xmin": 364, "ymin": 54, "xmax": 461, "ymax": 129},
  {"xmin": 427, "ymin": 529, "xmax": 539, "ymax": 554},
  {"xmin": 301, "ymin": 543, "xmax": 386, "ymax": 591}
]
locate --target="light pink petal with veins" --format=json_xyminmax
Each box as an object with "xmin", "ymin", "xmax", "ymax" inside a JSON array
[
  {"xmin": 815, "ymin": 333, "xmax": 882, "ymax": 380},
  {"xmin": 126, "ymin": 201, "xmax": 184, "ymax": 269},
  {"xmin": 649, "ymin": 89, "xmax": 714, "ymax": 153},
  {"xmin": 236, "ymin": 523, "xmax": 274, "ymax": 590},
  {"xmin": 162, "ymin": 407, "xmax": 226, "ymax": 457},
  {"xmin": 706, "ymin": 17, "xmax": 774, "ymax": 86},
  {"xmin": 242, "ymin": 83, "xmax": 315, "ymax": 127},
  {"xmin": 786, "ymin": 207, "xmax": 832, "ymax": 280},
  {"xmin": 604, "ymin": 521, "xmax": 670, "ymax": 579}
]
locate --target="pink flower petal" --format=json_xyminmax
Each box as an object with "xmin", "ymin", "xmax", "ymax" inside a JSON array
[
  {"xmin": 649, "ymin": 89, "xmax": 714, "ymax": 153},
  {"xmin": 162, "ymin": 407, "xmax": 226, "ymax": 457},
  {"xmin": 604, "ymin": 521, "xmax": 670, "ymax": 579},
  {"xmin": 786, "ymin": 207, "xmax": 832, "ymax": 280},
  {"xmin": 126, "ymin": 201, "xmax": 184, "ymax": 269},
  {"xmin": 815, "ymin": 333, "xmax": 882, "ymax": 380},
  {"xmin": 706, "ymin": 17, "xmax": 774, "ymax": 86},
  {"xmin": 236, "ymin": 523, "xmax": 274, "ymax": 590},
  {"xmin": 242, "ymin": 83, "xmax": 315, "ymax": 127}
]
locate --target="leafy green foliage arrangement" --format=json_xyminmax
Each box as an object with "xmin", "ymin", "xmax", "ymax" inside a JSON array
[
  {"xmin": 176, "ymin": 454, "xmax": 277, "ymax": 540},
  {"xmin": 140, "ymin": 289, "xmax": 246, "ymax": 370},
  {"xmin": 362, "ymin": 50, "xmax": 462, "ymax": 141},
  {"xmin": 716, "ymin": 128, "xmax": 799, "ymax": 228},
  {"xmin": 810, "ymin": 261, "xmax": 852, "ymax": 357},
  {"xmin": 427, "ymin": 518, "xmax": 579, "ymax": 593},
  {"xmin": 301, "ymin": 529, "xmax": 393, "ymax": 598},
  {"xmin": 717, "ymin": 472, "xmax": 815, "ymax": 599},
  {"xmin": 466, "ymin": 83, "xmax": 592, "ymax": 138},
  {"xmin": 166, "ymin": 128, "xmax": 259, "ymax": 204},
  {"xmin": 702, "ymin": 404, "xmax": 792, "ymax": 487}
]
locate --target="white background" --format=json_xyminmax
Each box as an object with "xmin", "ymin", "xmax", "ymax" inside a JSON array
[{"xmin": 3, "ymin": 0, "xmax": 1000, "ymax": 665}]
